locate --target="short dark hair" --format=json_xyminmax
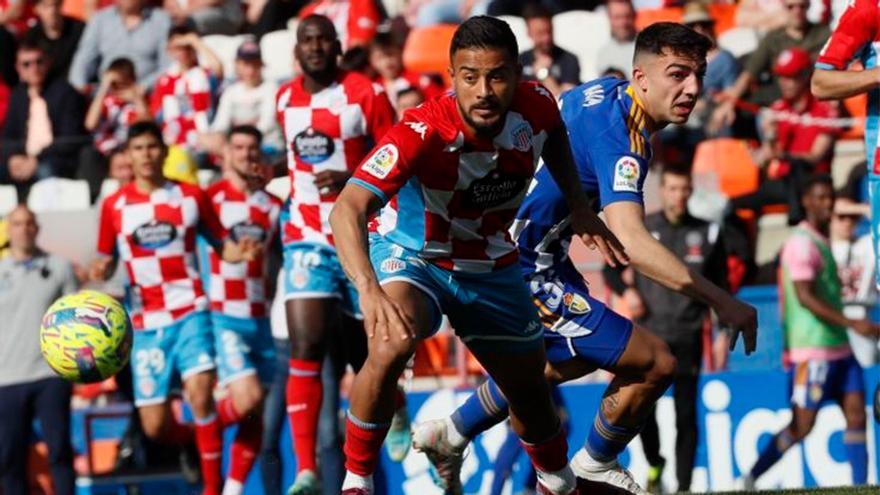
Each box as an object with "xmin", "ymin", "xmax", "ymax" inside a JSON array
[
  {"xmin": 127, "ymin": 121, "xmax": 165, "ymax": 146},
  {"xmin": 802, "ymin": 174, "xmax": 834, "ymax": 197},
  {"xmin": 521, "ymin": 2, "xmax": 553, "ymax": 21},
  {"xmin": 298, "ymin": 14, "xmax": 338, "ymax": 41},
  {"xmin": 228, "ymin": 124, "xmax": 263, "ymax": 143},
  {"xmin": 369, "ymin": 31, "xmax": 400, "ymax": 53},
  {"xmin": 168, "ymin": 23, "xmax": 197, "ymax": 40},
  {"xmin": 107, "ymin": 57, "xmax": 136, "ymax": 81},
  {"xmin": 660, "ymin": 165, "xmax": 691, "ymax": 184},
  {"xmin": 340, "ymin": 45, "xmax": 370, "ymax": 72},
  {"xmin": 449, "ymin": 16, "xmax": 519, "ymax": 64},
  {"xmin": 633, "ymin": 22, "xmax": 712, "ymax": 64},
  {"xmin": 17, "ymin": 39, "xmax": 48, "ymax": 56}
]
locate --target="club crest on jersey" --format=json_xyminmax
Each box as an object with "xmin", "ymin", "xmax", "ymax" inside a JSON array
[
  {"xmin": 362, "ymin": 144, "xmax": 398, "ymax": 179},
  {"xmin": 132, "ymin": 220, "xmax": 177, "ymax": 249},
  {"xmin": 612, "ymin": 156, "xmax": 641, "ymax": 193},
  {"xmin": 380, "ymin": 258, "xmax": 406, "ymax": 274},
  {"xmin": 511, "ymin": 123, "xmax": 533, "ymax": 152},
  {"xmin": 138, "ymin": 376, "xmax": 156, "ymax": 397},
  {"xmin": 563, "ymin": 292, "xmax": 591, "ymax": 315},
  {"xmin": 293, "ymin": 127, "xmax": 335, "ymax": 164},
  {"xmin": 462, "ymin": 171, "xmax": 526, "ymax": 209},
  {"xmin": 231, "ymin": 221, "xmax": 267, "ymax": 243}
]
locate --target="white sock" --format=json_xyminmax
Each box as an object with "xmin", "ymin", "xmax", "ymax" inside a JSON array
[
  {"xmin": 341, "ymin": 471, "xmax": 373, "ymax": 492},
  {"xmin": 535, "ymin": 465, "xmax": 576, "ymax": 494},
  {"xmin": 444, "ymin": 416, "xmax": 468, "ymax": 449},
  {"xmin": 573, "ymin": 447, "xmax": 615, "ymax": 470},
  {"xmin": 221, "ymin": 479, "xmax": 243, "ymax": 495}
]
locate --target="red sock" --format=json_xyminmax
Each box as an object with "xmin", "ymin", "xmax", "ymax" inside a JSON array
[
  {"xmin": 194, "ymin": 415, "xmax": 224, "ymax": 495},
  {"xmin": 343, "ymin": 414, "xmax": 390, "ymax": 476},
  {"xmin": 521, "ymin": 428, "xmax": 569, "ymax": 473},
  {"xmin": 165, "ymin": 415, "xmax": 194, "ymax": 444},
  {"xmin": 217, "ymin": 396, "xmax": 243, "ymax": 427},
  {"xmin": 227, "ymin": 416, "xmax": 263, "ymax": 483},
  {"xmin": 286, "ymin": 358, "xmax": 322, "ymax": 473},
  {"xmin": 394, "ymin": 387, "xmax": 406, "ymax": 411}
]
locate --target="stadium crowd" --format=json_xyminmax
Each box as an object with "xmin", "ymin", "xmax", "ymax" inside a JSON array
[{"xmin": 0, "ymin": 0, "xmax": 878, "ymax": 494}]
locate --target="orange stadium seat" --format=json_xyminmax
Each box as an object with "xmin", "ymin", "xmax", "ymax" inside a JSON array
[
  {"xmin": 841, "ymin": 93, "xmax": 867, "ymax": 140},
  {"xmin": 693, "ymin": 138, "xmax": 759, "ymax": 199},
  {"xmin": 708, "ymin": 3, "xmax": 737, "ymax": 36},
  {"xmin": 403, "ymin": 24, "xmax": 457, "ymax": 87},
  {"xmin": 61, "ymin": 0, "xmax": 87, "ymax": 21},
  {"xmin": 635, "ymin": 7, "xmax": 683, "ymax": 31}
]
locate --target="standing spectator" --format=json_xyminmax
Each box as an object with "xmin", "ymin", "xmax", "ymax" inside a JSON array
[
  {"xmin": 1, "ymin": 41, "xmax": 86, "ymax": 201},
  {"xmin": 150, "ymin": 25, "xmax": 222, "ymax": 156},
  {"xmin": 594, "ymin": 0, "xmax": 637, "ymax": 77},
  {"xmin": 710, "ymin": 0, "xmax": 831, "ymax": 132},
  {"xmin": 299, "ymin": 0, "xmax": 381, "ymax": 50},
  {"xmin": 163, "ymin": 0, "xmax": 243, "ymax": 35},
  {"xmin": 22, "ymin": 0, "xmax": 84, "ymax": 81},
  {"xmin": 603, "ymin": 168, "xmax": 728, "ymax": 493},
  {"xmin": 727, "ymin": 48, "xmax": 839, "ymax": 226},
  {"xmin": 68, "ymin": 0, "xmax": 172, "ymax": 92},
  {"xmin": 203, "ymin": 39, "xmax": 282, "ymax": 155},
  {"xmin": 518, "ymin": 2, "xmax": 580, "ymax": 98},
  {"xmin": 830, "ymin": 198, "xmax": 879, "ymax": 367},
  {"xmin": 368, "ymin": 33, "xmax": 444, "ymax": 109},
  {"xmin": 0, "ymin": 205, "xmax": 78, "ymax": 495}
]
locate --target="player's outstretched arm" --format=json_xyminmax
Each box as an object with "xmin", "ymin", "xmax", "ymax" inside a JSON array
[
  {"xmin": 330, "ymin": 184, "xmax": 416, "ymax": 341},
  {"xmin": 793, "ymin": 281, "xmax": 880, "ymax": 338},
  {"xmin": 541, "ymin": 126, "xmax": 629, "ymax": 267},
  {"xmin": 604, "ymin": 201, "xmax": 758, "ymax": 354},
  {"xmin": 811, "ymin": 67, "xmax": 880, "ymax": 100}
]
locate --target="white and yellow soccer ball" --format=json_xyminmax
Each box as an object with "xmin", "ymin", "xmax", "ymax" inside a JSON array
[{"xmin": 40, "ymin": 290, "xmax": 133, "ymax": 383}]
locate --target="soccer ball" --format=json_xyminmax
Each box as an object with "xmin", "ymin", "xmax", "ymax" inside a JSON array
[{"xmin": 40, "ymin": 290, "xmax": 133, "ymax": 383}]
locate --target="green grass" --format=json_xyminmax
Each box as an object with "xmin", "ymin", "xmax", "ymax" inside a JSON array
[{"xmin": 691, "ymin": 488, "xmax": 879, "ymax": 495}]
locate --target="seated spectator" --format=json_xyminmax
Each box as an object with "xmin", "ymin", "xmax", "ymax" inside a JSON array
[
  {"xmin": 368, "ymin": 33, "xmax": 444, "ymax": 108},
  {"xmin": 595, "ymin": 0, "xmax": 636, "ymax": 78},
  {"xmin": 518, "ymin": 2, "xmax": 579, "ymax": 98},
  {"xmin": 728, "ymin": 48, "xmax": 839, "ymax": 225},
  {"xmin": 164, "ymin": 0, "xmax": 242, "ymax": 35},
  {"xmin": 81, "ymin": 57, "xmax": 149, "ymax": 200},
  {"xmin": 201, "ymin": 39, "xmax": 282, "ymax": 155},
  {"xmin": 340, "ymin": 45, "xmax": 372, "ymax": 74},
  {"xmin": 1, "ymin": 41, "xmax": 86, "ymax": 200},
  {"xmin": 245, "ymin": 0, "xmax": 308, "ymax": 40},
  {"xmin": 830, "ymin": 197, "xmax": 878, "ymax": 367},
  {"xmin": 709, "ymin": 0, "xmax": 831, "ymax": 134},
  {"xmin": 406, "ymin": 0, "xmax": 489, "ymax": 27},
  {"xmin": 299, "ymin": 0, "xmax": 381, "ymax": 49},
  {"xmin": 150, "ymin": 24, "xmax": 222, "ymax": 156},
  {"xmin": 486, "ymin": 0, "xmax": 602, "ymax": 16},
  {"xmin": 107, "ymin": 146, "xmax": 133, "ymax": 183},
  {"xmin": 0, "ymin": 0, "xmax": 36, "ymax": 36},
  {"xmin": 68, "ymin": 0, "xmax": 172, "ymax": 92},
  {"xmin": 395, "ymin": 85, "xmax": 423, "ymax": 119},
  {"xmin": 23, "ymin": 0, "xmax": 84, "ymax": 81}
]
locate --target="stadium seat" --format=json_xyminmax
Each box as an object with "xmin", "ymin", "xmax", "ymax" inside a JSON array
[
  {"xmin": 266, "ymin": 176, "xmax": 290, "ymax": 201},
  {"xmin": 98, "ymin": 178, "xmax": 120, "ymax": 200},
  {"xmin": 708, "ymin": 3, "xmax": 737, "ymax": 36},
  {"xmin": 552, "ymin": 10, "xmax": 610, "ymax": 83},
  {"xmin": 202, "ymin": 34, "xmax": 250, "ymax": 83},
  {"xmin": 0, "ymin": 185, "xmax": 18, "ymax": 215},
  {"xmin": 841, "ymin": 92, "xmax": 867, "ymax": 140},
  {"xmin": 403, "ymin": 24, "xmax": 458, "ymax": 87},
  {"xmin": 718, "ymin": 26, "xmax": 759, "ymax": 59},
  {"xmin": 692, "ymin": 138, "xmax": 759, "ymax": 199},
  {"xmin": 635, "ymin": 6, "xmax": 682, "ymax": 32},
  {"xmin": 496, "ymin": 15, "xmax": 532, "ymax": 53},
  {"xmin": 27, "ymin": 178, "xmax": 91, "ymax": 212},
  {"xmin": 61, "ymin": 0, "xmax": 87, "ymax": 21},
  {"xmin": 261, "ymin": 29, "xmax": 296, "ymax": 84}
]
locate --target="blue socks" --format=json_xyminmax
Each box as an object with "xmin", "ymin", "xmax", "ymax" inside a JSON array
[
  {"xmin": 584, "ymin": 409, "xmax": 640, "ymax": 463},
  {"xmin": 844, "ymin": 428, "xmax": 867, "ymax": 484},
  {"xmin": 751, "ymin": 430, "xmax": 793, "ymax": 479},
  {"xmin": 450, "ymin": 378, "xmax": 509, "ymax": 439}
]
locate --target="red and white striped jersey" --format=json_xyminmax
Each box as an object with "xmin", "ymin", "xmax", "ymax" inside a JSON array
[
  {"xmin": 349, "ymin": 82, "xmax": 562, "ymax": 273},
  {"xmin": 206, "ymin": 179, "xmax": 282, "ymax": 319},
  {"xmin": 275, "ymin": 70, "xmax": 395, "ymax": 247},
  {"xmin": 97, "ymin": 181, "xmax": 226, "ymax": 330},
  {"xmin": 94, "ymin": 94, "xmax": 140, "ymax": 154},
  {"xmin": 150, "ymin": 64, "xmax": 216, "ymax": 149}
]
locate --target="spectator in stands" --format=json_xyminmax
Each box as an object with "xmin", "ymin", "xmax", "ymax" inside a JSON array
[
  {"xmin": 163, "ymin": 0, "xmax": 242, "ymax": 35},
  {"xmin": 299, "ymin": 0, "xmax": 381, "ymax": 49},
  {"xmin": 830, "ymin": 198, "xmax": 879, "ymax": 367},
  {"xmin": 486, "ymin": 0, "xmax": 602, "ymax": 16},
  {"xmin": 202, "ymin": 39, "xmax": 282, "ymax": 156},
  {"xmin": 518, "ymin": 2, "xmax": 580, "ymax": 98},
  {"xmin": 727, "ymin": 48, "xmax": 839, "ymax": 226},
  {"xmin": 405, "ymin": 0, "xmax": 488, "ymax": 27},
  {"xmin": 0, "ymin": 205, "xmax": 78, "ymax": 495},
  {"xmin": 709, "ymin": 0, "xmax": 831, "ymax": 133},
  {"xmin": 1, "ymin": 41, "xmax": 86, "ymax": 201},
  {"xmin": 23, "ymin": 0, "xmax": 83, "ymax": 82},
  {"xmin": 150, "ymin": 25, "xmax": 222, "ymax": 156},
  {"xmin": 368, "ymin": 32, "xmax": 444, "ymax": 109},
  {"xmin": 595, "ymin": 0, "xmax": 636, "ymax": 78},
  {"xmin": 107, "ymin": 146, "xmax": 133, "ymax": 183},
  {"xmin": 68, "ymin": 0, "xmax": 172, "ymax": 92},
  {"xmin": 395, "ymin": 86, "xmax": 424, "ymax": 119},
  {"xmin": 0, "ymin": 0, "xmax": 35, "ymax": 35},
  {"xmin": 245, "ymin": 0, "xmax": 308, "ymax": 40},
  {"xmin": 0, "ymin": 26, "xmax": 17, "ymax": 90}
]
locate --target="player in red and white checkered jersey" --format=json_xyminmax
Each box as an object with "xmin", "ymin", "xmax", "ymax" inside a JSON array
[
  {"xmin": 275, "ymin": 15, "xmax": 396, "ymax": 493},
  {"xmin": 204, "ymin": 125, "xmax": 282, "ymax": 495},
  {"xmin": 90, "ymin": 121, "xmax": 261, "ymax": 495}
]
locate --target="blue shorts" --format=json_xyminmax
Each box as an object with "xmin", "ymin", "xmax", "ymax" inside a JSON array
[
  {"xmin": 211, "ymin": 313, "xmax": 276, "ymax": 387},
  {"xmin": 132, "ymin": 311, "xmax": 215, "ymax": 407},
  {"xmin": 369, "ymin": 235, "xmax": 543, "ymax": 354},
  {"xmin": 528, "ymin": 261, "xmax": 633, "ymax": 370},
  {"xmin": 282, "ymin": 242, "xmax": 361, "ymax": 318},
  {"xmin": 869, "ymin": 175, "xmax": 880, "ymax": 289},
  {"xmin": 790, "ymin": 355, "xmax": 864, "ymax": 410}
]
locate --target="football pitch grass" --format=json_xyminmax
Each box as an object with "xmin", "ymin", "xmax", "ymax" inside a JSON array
[{"xmin": 691, "ymin": 488, "xmax": 879, "ymax": 495}]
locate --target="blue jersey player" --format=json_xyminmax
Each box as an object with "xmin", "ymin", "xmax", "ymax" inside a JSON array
[{"xmin": 412, "ymin": 23, "xmax": 758, "ymax": 494}]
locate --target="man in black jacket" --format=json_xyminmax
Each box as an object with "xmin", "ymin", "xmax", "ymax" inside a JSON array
[
  {"xmin": 604, "ymin": 167, "xmax": 729, "ymax": 493},
  {"xmin": 23, "ymin": 0, "xmax": 85, "ymax": 81},
  {"xmin": 1, "ymin": 40, "xmax": 86, "ymax": 200}
]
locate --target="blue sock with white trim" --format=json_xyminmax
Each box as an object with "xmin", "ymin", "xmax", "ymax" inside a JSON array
[{"xmin": 450, "ymin": 378, "xmax": 509, "ymax": 440}]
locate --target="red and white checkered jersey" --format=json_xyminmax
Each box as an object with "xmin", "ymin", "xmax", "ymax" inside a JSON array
[
  {"xmin": 94, "ymin": 94, "xmax": 140, "ymax": 154},
  {"xmin": 298, "ymin": 0, "xmax": 380, "ymax": 50},
  {"xmin": 276, "ymin": 70, "xmax": 395, "ymax": 247},
  {"xmin": 349, "ymin": 82, "xmax": 562, "ymax": 273},
  {"xmin": 206, "ymin": 179, "xmax": 282, "ymax": 319},
  {"xmin": 97, "ymin": 181, "xmax": 227, "ymax": 330},
  {"xmin": 150, "ymin": 64, "xmax": 215, "ymax": 149}
]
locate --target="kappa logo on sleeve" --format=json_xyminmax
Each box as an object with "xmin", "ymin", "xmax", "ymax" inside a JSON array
[
  {"xmin": 612, "ymin": 156, "xmax": 641, "ymax": 193},
  {"xmin": 361, "ymin": 143, "xmax": 399, "ymax": 179}
]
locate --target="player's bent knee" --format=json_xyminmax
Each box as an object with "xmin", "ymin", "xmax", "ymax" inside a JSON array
[
  {"xmin": 232, "ymin": 385, "xmax": 265, "ymax": 417},
  {"xmin": 139, "ymin": 409, "xmax": 168, "ymax": 440},
  {"xmin": 648, "ymin": 349, "xmax": 677, "ymax": 387}
]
